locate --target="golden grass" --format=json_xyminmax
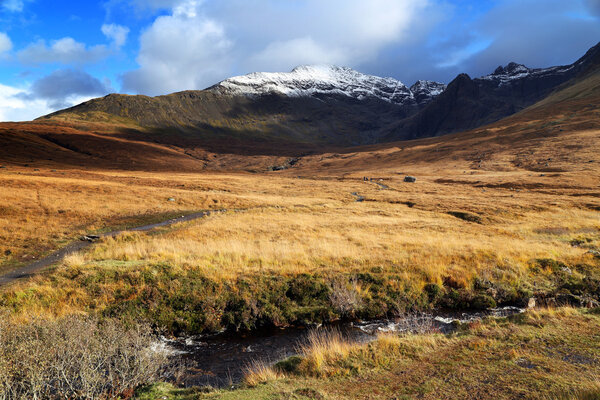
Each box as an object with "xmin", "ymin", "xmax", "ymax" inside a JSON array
[
  {"xmin": 243, "ymin": 360, "xmax": 284, "ymax": 387},
  {"xmin": 1, "ymin": 153, "xmax": 599, "ymax": 325},
  {"xmin": 296, "ymin": 329, "xmax": 355, "ymax": 376},
  {"xmin": 0, "ymin": 168, "xmax": 345, "ymax": 273},
  {"xmin": 1, "ymin": 121, "xmax": 599, "ymax": 328},
  {"xmin": 73, "ymin": 202, "xmax": 597, "ymax": 287}
]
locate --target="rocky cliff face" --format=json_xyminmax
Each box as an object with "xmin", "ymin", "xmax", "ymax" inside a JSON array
[{"xmin": 384, "ymin": 42, "xmax": 600, "ymax": 141}]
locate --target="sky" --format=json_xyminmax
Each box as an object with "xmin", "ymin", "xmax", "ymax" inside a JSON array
[{"xmin": 0, "ymin": 0, "xmax": 599, "ymax": 121}]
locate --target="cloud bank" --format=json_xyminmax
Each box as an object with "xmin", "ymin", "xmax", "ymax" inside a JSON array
[
  {"xmin": 17, "ymin": 38, "xmax": 109, "ymax": 65},
  {"xmin": 119, "ymin": 0, "xmax": 600, "ymax": 96},
  {"xmin": 122, "ymin": 0, "xmax": 431, "ymax": 95},
  {"xmin": 21, "ymin": 69, "xmax": 112, "ymax": 109}
]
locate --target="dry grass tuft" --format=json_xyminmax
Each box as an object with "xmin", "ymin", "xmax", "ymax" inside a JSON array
[
  {"xmin": 63, "ymin": 252, "xmax": 86, "ymax": 268},
  {"xmin": 243, "ymin": 360, "xmax": 283, "ymax": 387},
  {"xmin": 296, "ymin": 329, "xmax": 355, "ymax": 377}
]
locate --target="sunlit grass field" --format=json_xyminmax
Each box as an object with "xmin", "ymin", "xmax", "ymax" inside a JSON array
[{"xmin": 1, "ymin": 157, "xmax": 598, "ymax": 332}]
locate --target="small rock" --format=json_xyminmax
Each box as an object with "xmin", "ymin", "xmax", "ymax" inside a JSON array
[
  {"xmin": 527, "ymin": 298, "xmax": 536, "ymax": 309},
  {"xmin": 167, "ymin": 198, "xmax": 176, "ymax": 202},
  {"xmin": 561, "ymin": 266, "xmax": 572, "ymax": 275},
  {"xmin": 516, "ymin": 358, "xmax": 537, "ymax": 369},
  {"xmin": 404, "ymin": 176, "xmax": 417, "ymax": 183},
  {"xmin": 81, "ymin": 235, "xmax": 101, "ymax": 242},
  {"xmin": 587, "ymin": 250, "xmax": 600, "ymax": 259}
]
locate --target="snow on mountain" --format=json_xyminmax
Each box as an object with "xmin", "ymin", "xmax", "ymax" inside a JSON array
[
  {"xmin": 479, "ymin": 62, "xmax": 574, "ymax": 86},
  {"xmin": 212, "ymin": 65, "xmax": 445, "ymax": 107},
  {"xmin": 410, "ymin": 80, "xmax": 447, "ymax": 106}
]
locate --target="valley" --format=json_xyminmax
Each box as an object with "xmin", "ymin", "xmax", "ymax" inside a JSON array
[{"xmin": 0, "ymin": 40, "xmax": 599, "ymax": 400}]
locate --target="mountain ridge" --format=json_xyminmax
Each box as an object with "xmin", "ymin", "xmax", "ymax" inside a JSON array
[
  {"xmin": 383, "ymin": 41, "xmax": 600, "ymax": 141},
  {"xmin": 210, "ymin": 65, "xmax": 446, "ymax": 108},
  {"xmin": 40, "ymin": 42, "xmax": 600, "ymax": 148}
]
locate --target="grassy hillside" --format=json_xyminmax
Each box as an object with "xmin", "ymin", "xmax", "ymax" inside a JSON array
[{"xmin": 39, "ymin": 90, "xmax": 407, "ymax": 147}]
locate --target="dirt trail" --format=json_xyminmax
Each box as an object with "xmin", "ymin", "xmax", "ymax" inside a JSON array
[
  {"xmin": 351, "ymin": 192, "xmax": 365, "ymax": 202},
  {"xmin": 0, "ymin": 210, "xmax": 221, "ymax": 287}
]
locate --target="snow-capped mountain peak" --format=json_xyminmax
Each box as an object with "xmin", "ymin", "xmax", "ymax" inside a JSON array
[
  {"xmin": 212, "ymin": 65, "xmax": 445, "ymax": 107},
  {"xmin": 492, "ymin": 62, "xmax": 530, "ymax": 76},
  {"xmin": 480, "ymin": 61, "xmax": 574, "ymax": 86},
  {"xmin": 410, "ymin": 80, "xmax": 447, "ymax": 106}
]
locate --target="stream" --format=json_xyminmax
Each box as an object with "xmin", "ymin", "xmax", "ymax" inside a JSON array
[{"xmin": 161, "ymin": 306, "xmax": 525, "ymax": 388}]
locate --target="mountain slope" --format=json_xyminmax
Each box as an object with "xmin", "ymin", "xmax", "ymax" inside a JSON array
[
  {"xmin": 294, "ymin": 62, "xmax": 600, "ymax": 175},
  {"xmin": 40, "ymin": 66, "xmax": 445, "ymax": 147},
  {"xmin": 2, "ymin": 47, "xmax": 599, "ymax": 174},
  {"xmin": 35, "ymin": 41, "xmax": 600, "ymax": 151},
  {"xmin": 384, "ymin": 41, "xmax": 600, "ymax": 140}
]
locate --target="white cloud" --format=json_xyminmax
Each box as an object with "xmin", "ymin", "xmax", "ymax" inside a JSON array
[
  {"xmin": 0, "ymin": 77, "xmax": 107, "ymax": 122},
  {"xmin": 1, "ymin": 0, "xmax": 28, "ymax": 12},
  {"xmin": 17, "ymin": 37, "xmax": 109, "ymax": 65},
  {"xmin": 122, "ymin": 1, "xmax": 231, "ymax": 95},
  {"xmin": 0, "ymin": 83, "xmax": 52, "ymax": 122},
  {"xmin": 102, "ymin": 24, "xmax": 130, "ymax": 49},
  {"xmin": 0, "ymin": 32, "xmax": 12, "ymax": 54},
  {"xmin": 249, "ymin": 37, "xmax": 348, "ymax": 72},
  {"xmin": 122, "ymin": 0, "xmax": 430, "ymax": 95}
]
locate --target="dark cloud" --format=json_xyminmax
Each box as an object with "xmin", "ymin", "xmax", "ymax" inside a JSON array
[
  {"xmin": 359, "ymin": 0, "xmax": 600, "ymax": 85},
  {"xmin": 461, "ymin": 0, "xmax": 600, "ymax": 78},
  {"xmin": 20, "ymin": 69, "xmax": 112, "ymax": 109},
  {"xmin": 586, "ymin": 0, "xmax": 600, "ymax": 16}
]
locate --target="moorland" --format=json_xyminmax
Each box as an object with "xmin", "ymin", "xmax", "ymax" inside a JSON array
[{"xmin": 0, "ymin": 44, "xmax": 599, "ymax": 399}]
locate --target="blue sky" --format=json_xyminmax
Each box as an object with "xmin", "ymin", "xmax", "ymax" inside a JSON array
[{"xmin": 0, "ymin": 0, "xmax": 599, "ymax": 121}]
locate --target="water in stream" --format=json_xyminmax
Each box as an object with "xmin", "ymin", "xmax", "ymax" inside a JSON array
[{"xmin": 161, "ymin": 307, "xmax": 525, "ymax": 388}]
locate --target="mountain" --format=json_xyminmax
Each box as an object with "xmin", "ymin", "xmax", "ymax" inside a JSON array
[
  {"xmin": 409, "ymin": 80, "xmax": 447, "ymax": 107},
  {"xmin": 2, "ymin": 43, "xmax": 599, "ymax": 172},
  {"xmin": 38, "ymin": 42, "xmax": 600, "ymax": 149},
  {"xmin": 40, "ymin": 66, "xmax": 445, "ymax": 147},
  {"xmin": 211, "ymin": 65, "xmax": 444, "ymax": 108},
  {"xmin": 384, "ymin": 42, "xmax": 600, "ymax": 140}
]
